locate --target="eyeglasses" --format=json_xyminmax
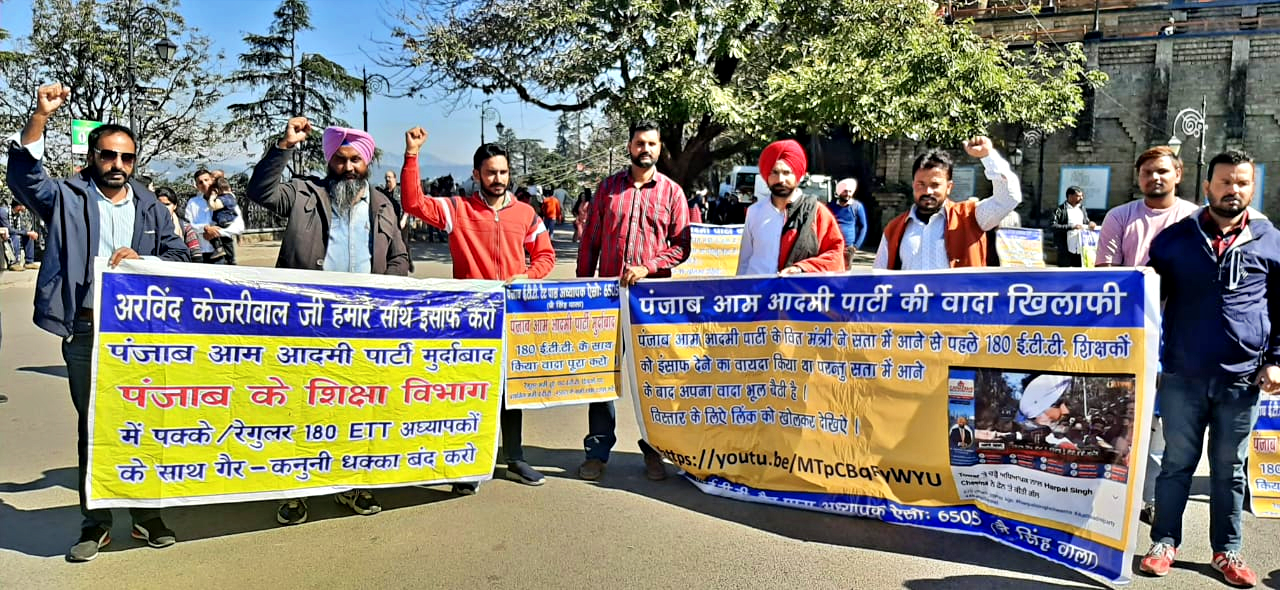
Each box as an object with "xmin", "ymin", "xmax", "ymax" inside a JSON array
[{"xmin": 92, "ymin": 148, "xmax": 136, "ymax": 165}]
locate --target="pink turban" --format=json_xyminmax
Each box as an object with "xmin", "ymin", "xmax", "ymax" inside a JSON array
[
  {"xmin": 322, "ymin": 127, "xmax": 376, "ymax": 165},
  {"xmin": 836, "ymin": 178, "xmax": 858, "ymax": 196},
  {"xmin": 758, "ymin": 140, "xmax": 808, "ymax": 181}
]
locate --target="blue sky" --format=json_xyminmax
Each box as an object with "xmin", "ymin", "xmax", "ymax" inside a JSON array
[{"xmin": 0, "ymin": 0, "xmax": 561, "ymax": 169}]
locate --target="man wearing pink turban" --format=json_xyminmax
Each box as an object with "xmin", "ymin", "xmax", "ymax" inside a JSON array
[
  {"xmin": 828, "ymin": 177, "xmax": 867, "ymax": 268},
  {"xmin": 247, "ymin": 116, "xmax": 409, "ymax": 525},
  {"xmin": 736, "ymin": 139, "xmax": 845, "ymax": 275}
]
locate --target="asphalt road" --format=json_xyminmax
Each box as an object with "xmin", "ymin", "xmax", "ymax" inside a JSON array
[{"xmin": 0, "ymin": 236, "xmax": 1273, "ymax": 590}]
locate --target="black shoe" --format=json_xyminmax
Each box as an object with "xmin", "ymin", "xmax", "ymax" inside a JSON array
[
  {"xmin": 452, "ymin": 482, "xmax": 478, "ymax": 495},
  {"xmin": 277, "ymin": 498, "xmax": 308, "ymax": 525},
  {"xmin": 336, "ymin": 489, "xmax": 382, "ymax": 515},
  {"xmin": 131, "ymin": 518, "xmax": 176, "ymax": 548},
  {"xmin": 67, "ymin": 526, "xmax": 111, "ymax": 562},
  {"xmin": 505, "ymin": 461, "xmax": 546, "ymax": 486}
]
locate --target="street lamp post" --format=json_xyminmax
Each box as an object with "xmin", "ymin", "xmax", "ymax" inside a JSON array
[
  {"xmin": 479, "ymin": 100, "xmax": 501, "ymax": 145},
  {"xmin": 1169, "ymin": 96, "xmax": 1207, "ymax": 200},
  {"xmin": 125, "ymin": 3, "xmax": 179, "ymax": 140},
  {"xmin": 361, "ymin": 67, "xmax": 391, "ymax": 132},
  {"xmin": 1022, "ymin": 129, "xmax": 1046, "ymax": 224}
]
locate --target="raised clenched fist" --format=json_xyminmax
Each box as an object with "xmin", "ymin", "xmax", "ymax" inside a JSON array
[
  {"xmin": 404, "ymin": 127, "xmax": 428, "ymax": 155},
  {"xmin": 35, "ymin": 83, "xmax": 71, "ymax": 117},
  {"xmin": 279, "ymin": 117, "xmax": 312, "ymax": 149},
  {"xmin": 962, "ymin": 136, "xmax": 993, "ymax": 159}
]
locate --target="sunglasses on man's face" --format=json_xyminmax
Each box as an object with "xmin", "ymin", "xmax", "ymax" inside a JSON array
[{"xmin": 92, "ymin": 148, "xmax": 136, "ymax": 165}]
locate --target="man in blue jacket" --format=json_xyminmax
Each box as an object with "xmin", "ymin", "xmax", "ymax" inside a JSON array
[
  {"xmin": 6, "ymin": 83, "xmax": 190, "ymax": 562},
  {"xmin": 828, "ymin": 178, "xmax": 867, "ymax": 266},
  {"xmin": 1139, "ymin": 149, "xmax": 1279, "ymax": 587}
]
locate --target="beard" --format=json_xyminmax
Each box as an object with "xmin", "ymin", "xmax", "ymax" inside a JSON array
[
  {"xmin": 914, "ymin": 195, "xmax": 942, "ymax": 219},
  {"xmin": 331, "ymin": 178, "xmax": 367, "ymax": 217},
  {"xmin": 770, "ymin": 183, "xmax": 793, "ymax": 197},
  {"xmin": 480, "ymin": 182, "xmax": 507, "ymax": 200},
  {"xmin": 92, "ymin": 164, "xmax": 130, "ymax": 189},
  {"xmin": 1210, "ymin": 194, "xmax": 1247, "ymax": 219},
  {"xmin": 630, "ymin": 152, "xmax": 655, "ymax": 169}
]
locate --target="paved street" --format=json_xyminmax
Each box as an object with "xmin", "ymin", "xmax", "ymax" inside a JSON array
[{"xmin": 0, "ymin": 234, "xmax": 1273, "ymax": 590}]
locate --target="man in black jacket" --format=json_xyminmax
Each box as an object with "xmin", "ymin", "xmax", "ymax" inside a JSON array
[
  {"xmin": 7, "ymin": 83, "xmax": 189, "ymax": 562},
  {"xmin": 1050, "ymin": 186, "xmax": 1094, "ymax": 267},
  {"xmin": 247, "ymin": 116, "xmax": 409, "ymax": 526}
]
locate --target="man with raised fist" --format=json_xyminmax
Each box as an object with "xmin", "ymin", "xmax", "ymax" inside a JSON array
[
  {"xmin": 247, "ymin": 116, "xmax": 409, "ymax": 525},
  {"xmin": 6, "ymin": 82, "xmax": 189, "ymax": 562}
]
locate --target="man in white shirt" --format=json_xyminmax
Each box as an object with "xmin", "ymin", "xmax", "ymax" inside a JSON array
[
  {"xmin": 185, "ymin": 169, "xmax": 245, "ymax": 264},
  {"xmin": 873, "ymin": 137, "xmax": 1021, "ymax": 270}
]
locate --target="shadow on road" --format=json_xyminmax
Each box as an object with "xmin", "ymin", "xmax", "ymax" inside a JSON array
[
  {"xmin": 0, "ymin": 467, "xmax": 77, "ymax": 494},
  {"xmin": 520, "ymin": 445, "xmax": 1107, "ymax": 589},
  {"xmin": 17, "ymin": 365, "xmax": 67, "ymax": 379},
  {"xmin": 0, "ymin": 478, "xmax": 470, "ymax": 559},
  {"xmin": 903, "ymin": 574, "xmax": 1094, "ymax": 589}
]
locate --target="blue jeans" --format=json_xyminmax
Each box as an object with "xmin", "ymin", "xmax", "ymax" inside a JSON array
[
  {"xmin": 64, "ymin": 319, "xmax": 159, "ymax": 529},
  {"xmin": 1151, "ymin": 373, "xmax": 1258, "ymax": 552}
]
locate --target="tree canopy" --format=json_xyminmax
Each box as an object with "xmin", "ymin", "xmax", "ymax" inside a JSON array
[
  {"xmin": 0, "ymin": 0, "xmax": 226, "ymax": 172},
  {"xmin": 226, "ymin": 0, "xmax": 362, "ymax": 174},
  {"xmin": 384, "ymin": 0, "xmax": 1104, "ymax": 188}
]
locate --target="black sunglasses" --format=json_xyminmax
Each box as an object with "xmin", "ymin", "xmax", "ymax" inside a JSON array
[{"xmin": 92, "ymin": 148, "xmax": 136, "ymax": 165}]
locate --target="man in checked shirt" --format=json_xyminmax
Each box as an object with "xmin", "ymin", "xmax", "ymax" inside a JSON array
[{"xmin": 576, "ymin": 120, "xmax": 691, "ymax": 482}]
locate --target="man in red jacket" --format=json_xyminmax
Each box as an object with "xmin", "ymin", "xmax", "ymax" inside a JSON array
[
  {"xmin": 736, "ymin": 139, "xmax": 845, "ymax": 275},
  {"xmin": 401, "ymin": 127, "xmax": 555, "ymax": 489}
]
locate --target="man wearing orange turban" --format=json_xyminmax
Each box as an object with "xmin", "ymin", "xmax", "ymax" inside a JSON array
[{"xmin": 736, "ymin": 139, "xmax": 845, "ymax": 275}]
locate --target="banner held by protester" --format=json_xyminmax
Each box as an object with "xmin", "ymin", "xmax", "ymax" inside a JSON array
[
  {"xmin": 87, "ymin": 261, "xmax": 504, "ymax": 508},
  {"xmin": 624, "ymin": 269, "xmax": 1157, "ymax": 584},
  {"xmin": 504, "ymin": 279, "xmax": 621, "ymax": 409}
]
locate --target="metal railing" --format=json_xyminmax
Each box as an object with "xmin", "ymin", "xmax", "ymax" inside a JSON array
[{"xmin": 239, "ymin": 199, "xmax": 287, "ymax": 233}]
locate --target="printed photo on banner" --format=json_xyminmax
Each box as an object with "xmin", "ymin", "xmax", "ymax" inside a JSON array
[{"xmin": 966, "ymin": 368, "xmax": 1135, "ymax": 473}]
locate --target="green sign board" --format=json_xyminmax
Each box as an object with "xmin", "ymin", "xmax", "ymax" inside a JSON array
[{"xmin": 71, "ymin": 119, "xmax": 104, "ymax": 155}]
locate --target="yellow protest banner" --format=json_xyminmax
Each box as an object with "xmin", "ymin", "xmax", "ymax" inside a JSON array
[
  {"xmin": 624, "ymin": 269, "xmax": 1157, "ymax": 584},
  {"xmin": 504, "ymin": 280, "xmax": 621, "ymax": 409},
  {"xmin": 87, "ymin": 261, "xmax": 504, "ymax": 508},
  {"xmin": 670, "ymin": 223, "xmax": 742, "ymax": 277}
]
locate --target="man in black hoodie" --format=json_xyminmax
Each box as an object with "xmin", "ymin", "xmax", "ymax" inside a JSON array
[{"xmin": 1139, "ymin": 150, "xmax": 1280, "ymax": 587}]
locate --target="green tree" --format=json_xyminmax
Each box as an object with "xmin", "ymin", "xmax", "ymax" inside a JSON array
[
  {"xmin": 0, "ymin": 0, "xmax": 226, "ymax": 172},
  {"xmin": 384, "ymin": 0, "xmax": 1104, "ymax": 189},
  {"xmin": 226, "ymin": 0, "xmax": 361, "ymax": 174}
]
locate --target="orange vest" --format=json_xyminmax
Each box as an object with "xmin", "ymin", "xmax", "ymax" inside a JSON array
[{"xmin": 882, "ymin": 199, "xmax": 988, "ymax": 269}]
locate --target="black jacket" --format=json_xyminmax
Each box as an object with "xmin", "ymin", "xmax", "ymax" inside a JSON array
[{"xmin": 247, "ymin": 146, "xmax": 409, "ymax": 276}]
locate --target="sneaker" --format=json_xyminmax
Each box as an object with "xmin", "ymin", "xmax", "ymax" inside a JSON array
[
  {"xmin": 130, "ymin": 518, "xmax": 176, "ymax": 548},
  {"xmin": 452, "ymin": 482, "xmax": 478, "ymax": 495},
  {"xmin": 276, "ymin": 498, "xmax": 308, "ymax": 525},
  {"xmin": 643, "ymin": 450, "xmax": 668, "ymax": 481},
  {"xmin": 7, "ymin": 264, "xmax": 23, "ymax": 272},
  {"xmin": 336, "ymin": 490, "xmax": 382, "ymax": 515},
  {"xmin": 66, "ymin": 526, "xmax": 110, "ymax": 562},
  {"xmin": 578, "ymin": 459, "xmax": 606, "ymax": 481},
  {"xmin": 1140, "ymin": 502, "xmax": 1155, "ymax": 525},
  {"xmin": 24, "ymin": 262, "xmax": 39, "ymax": 269},
  {"xmin": 505, "ymin": 461, "xmax": 546, "ymax": 486},
  {"xmin": 1139, "ymin": 542, "xmax": 1177, "ymax": 576},
  {"xmin": 1212, "ymin": 551, "xmax": 1258, "ymax": 587}
]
